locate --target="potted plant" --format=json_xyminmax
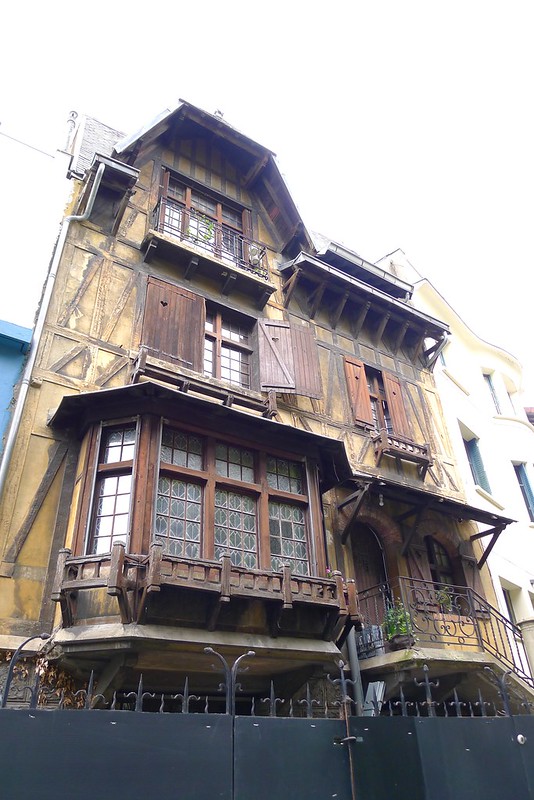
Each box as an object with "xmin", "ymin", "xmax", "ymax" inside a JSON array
[
  {"xmin": 435, "ymin": 586, "xmax": 454, "ymax": 613},
  {"xmin": 383, "ymin": 599, "xmax": 415, "ymax": 650}
]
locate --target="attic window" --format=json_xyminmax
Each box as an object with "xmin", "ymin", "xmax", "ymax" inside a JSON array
[{"xmin": 152, "ymin": 170, "xmax": 267, "ymax": 278}]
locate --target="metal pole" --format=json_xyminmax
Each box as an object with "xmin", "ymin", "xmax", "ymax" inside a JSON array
[{"xmin": 0, "ymin": 633, "xmax": 50, "ymax": 708}]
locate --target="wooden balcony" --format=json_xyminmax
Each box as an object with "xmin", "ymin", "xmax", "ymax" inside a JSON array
[
  {"xmin": 142, "ymin": 199, "xmax": 276, "ymax": 308},
  {"xmin": 52, "ymin": 543, "xmax": 361, "ymax": 642},
  {"xmin": 372, "ymin": 430, "xmax": 432, "ymax": 479}
]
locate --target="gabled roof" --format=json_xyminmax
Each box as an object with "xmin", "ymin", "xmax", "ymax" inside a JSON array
[{"xmin": 112, "ymin": 100, "xmax": 314, "ymax": 256}]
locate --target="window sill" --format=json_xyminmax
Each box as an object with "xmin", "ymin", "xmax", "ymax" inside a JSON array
[
  {"xmin": 474, "ymin": 485, "xmax": 505, "ymax": 510},
  {"xmin": 131, "ymin": 348, "xmax": 277, "ymax": 418},
  {"xmin": 441, "ymin": 368, "xmax": 470, "ymax": 396}
]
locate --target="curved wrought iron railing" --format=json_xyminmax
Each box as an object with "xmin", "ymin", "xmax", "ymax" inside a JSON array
[
  {"xmin": 151, "ymin": 198, "xmax": 268, "ymax": 279},
  {"xmin": 356, "ymin": 577, "xmax": 533, "ymax": 686}
]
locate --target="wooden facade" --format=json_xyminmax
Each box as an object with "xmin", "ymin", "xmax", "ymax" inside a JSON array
[{"xmin": 0, "ymin": 103, "xmax": 530, "ymax": 705}]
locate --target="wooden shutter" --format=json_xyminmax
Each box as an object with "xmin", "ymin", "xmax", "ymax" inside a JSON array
[
  {"xmin": 242, "ymin": 209, "xmax": 253, "ymax": 239},
  {"xmin": 344, "ymin": 357, "xmax": 373, "ymax": 426},
  {"xmin": 465, "ymin": 439, "xmax": 491, "ymax": 493},
  {"xmin": 142, "ymin": 277, "xmax": 205, "ymax": 371},
  {"xmin": 383, "ymin": 372, "xmax": 412, "ymax": 438},
  {"xmin": 258, "ymin": 319, "xmax": 322, "ymax": 398},
  {"xmin": 405, "ymin": 544, "xmax": 433, "ymax": 584}
]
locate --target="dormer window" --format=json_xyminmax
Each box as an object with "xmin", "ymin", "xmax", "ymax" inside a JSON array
[{"xmin": 153, "ymin": 170, "xmax": 266, "ymax": 276}]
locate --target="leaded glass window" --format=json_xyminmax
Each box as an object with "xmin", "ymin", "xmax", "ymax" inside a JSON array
[
  {"xmin": 266, "ymin": 457, "xmax": 304, "ymax": 495},
  {"xmin": 214, "ymin": 489, "xmax": 257, "ymax": 568},
  {"xmin": 161, "ymin": 428, "xmax": 203, "ymax": 470},
  {"xmin": 155, "ymin": 478, "xmax": 202, "ymax": 558},
  {"xmin": 269, "ymin": 501, "xmax": 309, "ymax": 575},
  {"xmin": 215, "ymin": 443, "xmax": 254, "ymax": 482}
]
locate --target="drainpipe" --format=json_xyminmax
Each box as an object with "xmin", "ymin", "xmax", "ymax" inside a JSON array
[
  {"xmin": 0, "ymin": 163, "xmax": 106, "ymax": 504},
  {"xmin": 346, "ymin": 626, "xmax": 365, "ymax": 715}
]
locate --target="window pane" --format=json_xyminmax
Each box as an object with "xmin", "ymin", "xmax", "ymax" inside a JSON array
[
  {"xmin": 90, "ymin": 474, "xmax": 131, "ymax": 554},
  {"xmin": 155, "ymin": 478, "xmax": 202, "ymax": 558},
  {"xmin": 269, "ymin": 500, "xmax": 309, "ymax": 575},
  {"xmin": 220, "ymin": 344, "xmax": 250, "ymax": 388},
  {"xmin": 266, "ymin": 457, "xmax": 304, "ymax": 495},
  {"xmin": 214, "ymin": 489, "xmax": 257, "ymax": 568},
  {"xmin": 161, "ymin": 427, "xmax": 204, "ymax": 470},
  {"xmin": 102, "ymin": 426, "xmax": 136, "ymax": 463},
  {"xmin": 215, "ymin": 443, "xmax": 255, "ymax": 483}
]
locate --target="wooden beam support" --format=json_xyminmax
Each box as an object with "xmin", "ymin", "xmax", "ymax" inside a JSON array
[
  {"xmin": 282, "ymin": 268, "xmax": 301, "ymax": 309},
  {"xmin": 339, "ymin": 486, "xmax": 370, "ymax": 544},
  {"xmin": 352, "ymin": 301, "xmax": 371, "ymax": 339},
  {"xmin": 470, "ymin": 524, "xmax": 504, "ymax": 542},
  {"xmin": 243, "ymin": 154, "xmax": 269, "ymax": 188},
  {"xmin": 330, "ymin": 291, "xmax": 349, "ymax": 330},
  {"xmin": 221, "ymin": 271, "xmax": 237, "ymax": 296},
  {"xmin": 184, "ymin": 255, "xmax": 199, "ymax": 280},
  {"xmin": 476, "ymin": 526, "xmax": 505, "ymax": 570},
  {"xmin": 308, "ymin": 281, "xmax": 327, "ymax": 319},
  {"xmin": 4, "ymin": 442, "xmax": 69, "ymax": 566},
  {"xmin": 413, "ymin": 328, "xmax": 428, "ymax": 362},
  {"xmin": 393, "ymin": 320, "xmax": 410, "ymax": 354},
  {"xmin": 400, "ymin": 503, "xmax": 431, "ymax": 556},
  {"xmin": 375, "ymin": 311, "xmax": 391, "ymax": 345}
]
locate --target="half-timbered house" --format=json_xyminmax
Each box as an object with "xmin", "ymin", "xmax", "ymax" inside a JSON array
[{"xmin": 0, "ymin": 103, "xmax": 531, "ymax": 710}]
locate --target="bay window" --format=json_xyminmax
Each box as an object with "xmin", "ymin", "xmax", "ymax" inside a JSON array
[{"xmin": 78, "ymin": 417, "xmax": 316, "ymax": 577}]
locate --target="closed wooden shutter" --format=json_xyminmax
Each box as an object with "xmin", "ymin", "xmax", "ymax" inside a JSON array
[
  {"xmin": 258, "ymin": 319, "xmax": 322, "ymax": 398},
  {"xmin": 290, "ymin": 322, "xmax": 323, "ymax": 398},
  {"xmin": 383, "ymin": 372, "xmax": 412, "ymax": 438},
  {"xmin": 142, "ymin": 277, "xmax": 206, "ymax": 371},
  {"xmin": 344, "ymin": 357, "xmax": 373, "ymax": 426},
  {"xmin": 405, "ymin": 544, "xmax": 434, "ymax": 584}
]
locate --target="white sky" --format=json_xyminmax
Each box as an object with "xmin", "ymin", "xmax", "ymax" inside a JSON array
[{"xmin": 1, "ymin": 1, "xmax": 533, "ymax": 401}]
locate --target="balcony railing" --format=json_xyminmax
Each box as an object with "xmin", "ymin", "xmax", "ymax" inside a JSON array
[
  {"xmin": 356, "ymin": 577, "xmax": 533, "ymax": 686},
  {"xmin": 151, "ymin": 198, "xmax": 268, "ymax": 279},
  {"xmin": 52, "ymin": 542, "xmax": 360, "ymax": 642}
]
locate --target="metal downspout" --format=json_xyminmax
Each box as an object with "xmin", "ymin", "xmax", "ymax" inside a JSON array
[
  {"xmin": 347, "ymin": 626, "xmax": 365, "ymax": 715},
  {"xmin": 0, "ymin": 163, "xmax": 106, "ymax": 503}
]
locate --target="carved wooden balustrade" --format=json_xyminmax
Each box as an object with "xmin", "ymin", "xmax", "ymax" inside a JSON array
[
  {"xmin": 372, "ymin": 430, "xmax": 432, "ymax": 479},
  {"xmin": 52, "ymin": 542, "xmax": 361, "ymax": 642}
]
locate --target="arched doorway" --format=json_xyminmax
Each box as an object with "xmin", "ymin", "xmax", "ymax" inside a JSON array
[
  {"xmin": 351, "ymin": 523, "xmax": 388, "ymax": 657},
  {"xmin": 352, "ymin": 522, "xmax": 387, "ymax": 592}
]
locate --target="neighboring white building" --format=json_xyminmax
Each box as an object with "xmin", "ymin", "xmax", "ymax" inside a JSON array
[{"xmin": 378, "ymin": 249, "xmax": 534, "ymax": 675}]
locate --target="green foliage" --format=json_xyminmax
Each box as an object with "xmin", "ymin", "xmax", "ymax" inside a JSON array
[{"xmin": 383, "ymin": 599, "xmax": 412, "ymax": 640}]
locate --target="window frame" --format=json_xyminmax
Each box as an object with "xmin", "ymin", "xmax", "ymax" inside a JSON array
[
  {"xmin": 344, "ymin": 356, "xmax": 412, "ymax": 439},
  {"xmin": 463, "ymin": 435, "xmax": 491, "ymax": 494},
  {"xmin": 483, "ymin": 372, "xmax": 502, "ymax": 414},
  {"xmin": 158, "ymin": 169, "xmax": 253, "ymax": 265},
  {"xmin": 74, "ymin": 415, "xmax": 323, "ymax": 577},
  {"xmin": 204, "ymin": 307, "xmax": 254, "ymax": 389},
  {"xmin": 513, "ymin": 462, "xmax": 534, "ymax": 522},
  {"xmin": 77, "ymin": 419, "xmax": 140, "ymax": 555}
]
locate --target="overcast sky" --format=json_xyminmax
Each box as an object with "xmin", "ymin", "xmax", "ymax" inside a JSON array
[{"xmin": 1, "ymin": 1, "xmax": 533, "ymax": 401}]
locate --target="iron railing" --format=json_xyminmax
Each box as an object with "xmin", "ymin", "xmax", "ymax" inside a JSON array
[
  {"xmin": 151, "ymin": 198, "xmax": 268, "ymax": 279},
  {"xmin": 356, "ymin": 577, "xmax": 533, "ymax": 686},
  {"xmin": 1, "ymin": 651, "xmax": 533, "ymax": 718}
]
